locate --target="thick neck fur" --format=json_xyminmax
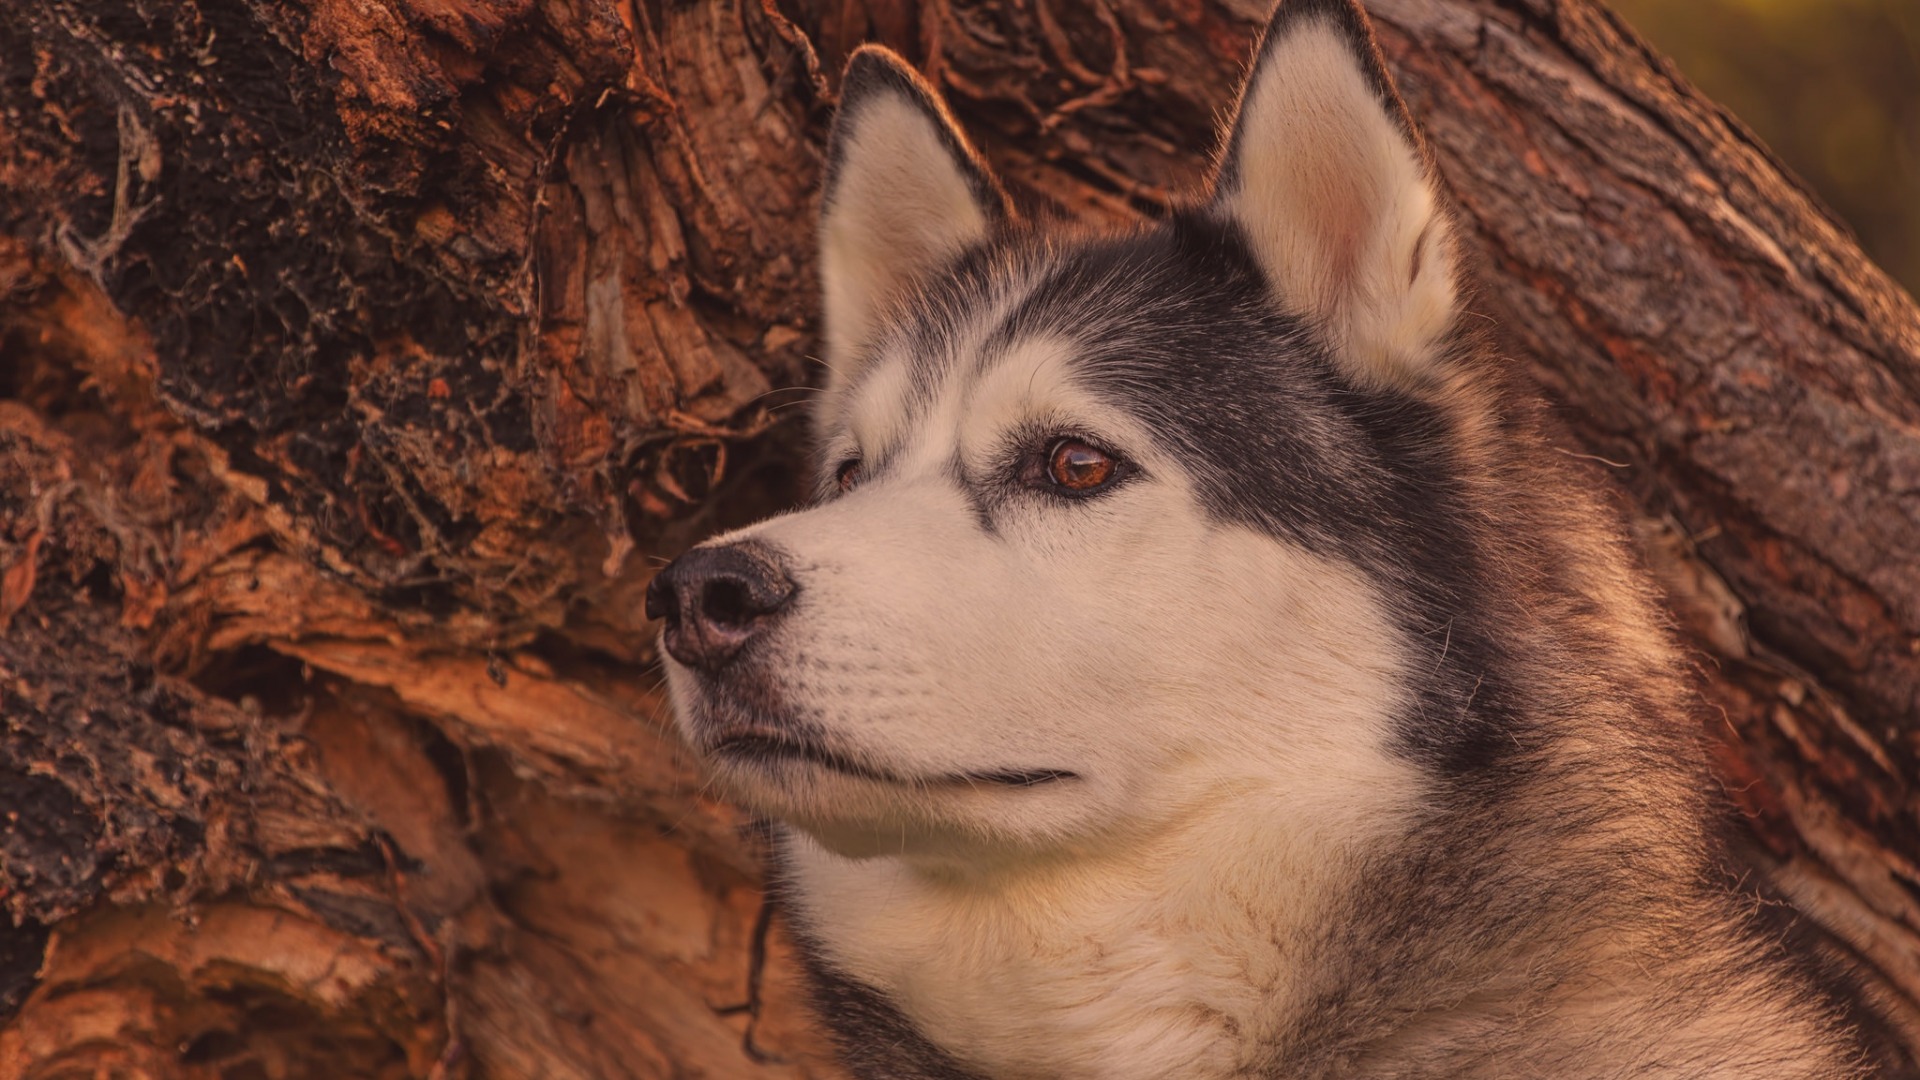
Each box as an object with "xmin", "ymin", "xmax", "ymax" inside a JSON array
[
  {"xmin": 779, "ymin": 385, "xmax": 1868, "ymax": 1079},
  {"xmin": 783, "ymin": 772, "xmax": 1861, "ymax": 1079}
]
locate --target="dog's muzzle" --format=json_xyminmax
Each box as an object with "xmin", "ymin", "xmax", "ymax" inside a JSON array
[{"xmin": 646, "ymin": 541, "xmax": 796, "ymax": 673}]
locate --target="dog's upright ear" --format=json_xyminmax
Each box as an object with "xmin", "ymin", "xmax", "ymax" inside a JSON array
[
  {"xmin": 819, "ymin": 47, "xmax": 1009, "ymax": 384},
  {"xmin": 1213, "ymin": 0, "xmax": 1459, "ymax": 389}
]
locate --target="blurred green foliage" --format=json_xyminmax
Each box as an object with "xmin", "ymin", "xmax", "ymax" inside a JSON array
[{"xmin": 1610, "ymin": 0, "xmax": 1920, "ymax": 295}]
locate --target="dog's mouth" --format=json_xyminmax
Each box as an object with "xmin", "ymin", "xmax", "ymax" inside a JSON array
[{"xmin": 710, "ymin": 731, "xmax": 1076, "ymax": 788}]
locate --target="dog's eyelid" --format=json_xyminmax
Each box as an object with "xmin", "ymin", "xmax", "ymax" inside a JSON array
[
  {"xmin": 1006, "ymin": 431, "xmax": 1141, "ymax": 499},
  {"xmin": 834, "ymin": 456, "xmax": 863, "ymax": 494}
]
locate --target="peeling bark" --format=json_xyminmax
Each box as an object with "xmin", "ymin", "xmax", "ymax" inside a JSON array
[{"xmin": 2, "ymin": 0, "xmax": 1916, "ymax": 1075}]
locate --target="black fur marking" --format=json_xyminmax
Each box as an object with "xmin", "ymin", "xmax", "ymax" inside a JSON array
[{"xmin": 946, "ymin": 450, "xmax": 999, "ymax": 535}]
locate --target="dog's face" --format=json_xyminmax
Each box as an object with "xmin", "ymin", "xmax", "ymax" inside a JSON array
[{"xmin": 654, "ymin": 0, "xmax": 1471, "ymax": 862}]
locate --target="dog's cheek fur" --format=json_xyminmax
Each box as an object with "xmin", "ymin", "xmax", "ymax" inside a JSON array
[{"xmin": 716, "ymin": 459, "xmax": 1420, "ymax": 843}]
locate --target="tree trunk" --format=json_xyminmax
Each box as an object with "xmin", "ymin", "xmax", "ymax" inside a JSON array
[{"xmin": 2, "ymin": 0, "xmax": 1916, "ymax": 1075}]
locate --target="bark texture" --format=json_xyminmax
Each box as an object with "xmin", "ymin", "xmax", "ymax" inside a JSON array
[{"xmin": 1, "ymin": 0, "xmax": 1917, "ymax": 1076}]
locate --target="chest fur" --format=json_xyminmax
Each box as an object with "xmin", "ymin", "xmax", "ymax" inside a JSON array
[{"xmin": 779, "ymin": 830, "xmax": 1332, "ymax": 1080}]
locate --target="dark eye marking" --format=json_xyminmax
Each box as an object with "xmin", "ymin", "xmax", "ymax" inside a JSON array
[
  {"xmin": 1020, "ymin": 436, "xmax": 1132, "ymax": 499},
  {"xmin": 835, "ymin": 457, "xmax": 862, "ymax": 494}
]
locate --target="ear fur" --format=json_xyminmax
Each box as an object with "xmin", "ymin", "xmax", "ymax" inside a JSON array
[
  {"xmin": 819, "ymin": 47, "xmax": 1009, "ymax": 385},
  {"xmin": 1213, "ymin": 0, "xmax": 1459, "ymax": 390}
]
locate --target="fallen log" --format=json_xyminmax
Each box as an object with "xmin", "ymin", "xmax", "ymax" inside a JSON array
[{"xmin": 2, "ymin": 0, "xmax": 1915, "ymax": 1073}]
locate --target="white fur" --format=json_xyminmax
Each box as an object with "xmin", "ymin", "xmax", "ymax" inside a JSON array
[
  {"xmin": 1218, "ymin": 19, "xmax": 1458, "ymax": 389},
  {"xmin": 673, "ymin": 334, "xmax": 1424, "ymax": 1077}
]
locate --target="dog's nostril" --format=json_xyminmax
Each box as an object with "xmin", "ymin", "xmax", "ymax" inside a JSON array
[
  {"xmin": 644, "ymin": 573, "xmax": 677, "ymax": 624},
  {"xmin": 700, "ymin": 577, "xmax": 754, "ymax": 628}
]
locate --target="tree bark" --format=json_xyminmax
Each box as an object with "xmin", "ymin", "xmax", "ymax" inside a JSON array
[{"xmin": 2, "ymin": 0, "xmax": 1916, "ymax": 1076}]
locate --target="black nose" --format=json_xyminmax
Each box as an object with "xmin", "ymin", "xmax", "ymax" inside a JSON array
[{"xmin": 646, "ymin": 542, "xmax": 796, "ymax": 672}]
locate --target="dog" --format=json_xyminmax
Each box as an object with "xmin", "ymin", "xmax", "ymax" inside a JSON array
[{"xmin": 648, "ymin": 0, "xmax": 1879, "ymax": 1074}]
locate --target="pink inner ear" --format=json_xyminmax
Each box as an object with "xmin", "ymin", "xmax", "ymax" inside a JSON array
[
  {"xmin": 1301, "ymin": 150, "xmax": 1376, "ymax": 300},
  {"xmin": 1225, "ymin": 19, "xmax": 1414, "ymax": 301},
  {"xmin": 1236, "ymin": 80, "xmax": 1400, "ymax": 318}
]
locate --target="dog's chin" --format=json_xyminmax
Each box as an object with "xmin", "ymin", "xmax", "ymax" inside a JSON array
[{"xmin": 701, "ymin": 744, "xmax": 1088, "ymax": 859}]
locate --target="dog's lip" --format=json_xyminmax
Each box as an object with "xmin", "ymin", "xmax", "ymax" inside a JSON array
[
  {"xmin": 709, "ymin": 730, "xmax": 899, "ymax": 783},
  {"xmin": 962, "ymin": 767, "xmax": 1078, "ymax": 786},
  {"xmin": 707, "ymin": 730, "xmax": 1077, "ymax": 788}
]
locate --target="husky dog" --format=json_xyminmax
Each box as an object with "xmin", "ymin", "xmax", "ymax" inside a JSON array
[{"xmin": 648, "ymin": 0, "xmax": 1878, "ymax": 1075}]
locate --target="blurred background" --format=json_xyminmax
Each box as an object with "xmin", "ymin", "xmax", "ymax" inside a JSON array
[{"xmin": 1611, "ymin": 0, "xmax": 1920, "ymax": 295}]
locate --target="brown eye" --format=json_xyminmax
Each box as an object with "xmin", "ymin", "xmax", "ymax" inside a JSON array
[
  {"xmin": 835, "ymin": 458, "xmax": 861, "ymax": 493},
  {"xmin": 1046, "ymin": 439, "xmax": 1116, "ymax": 492}
]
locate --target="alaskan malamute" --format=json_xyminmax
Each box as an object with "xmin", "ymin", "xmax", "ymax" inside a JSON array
[{"xmin": 649, "ymin": 0, "xmax": 1879, "ymax": 1074}]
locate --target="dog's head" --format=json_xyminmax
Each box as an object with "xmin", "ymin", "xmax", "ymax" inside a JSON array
[{"xmin": 655, "ymin": 0, "xmax": 1487, "ymax": 862}]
